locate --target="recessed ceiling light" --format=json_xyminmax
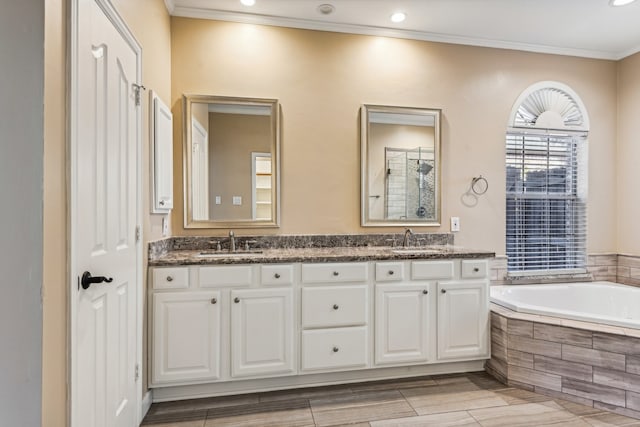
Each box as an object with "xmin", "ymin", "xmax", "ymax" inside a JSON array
[
  {"xmin": 317, "ymin": 4, "xmax": 335, "ymax": 15},
  {"xmin": 610, "ymin": 0, "xmax": 636, "ymax": 5},
  {"xmin": 390, "ymin": 12, "xmax": 406, "ymax": 23},
  {"xmin": 240, "ymin": 0, "xmax": 255, "ymax": 6}
]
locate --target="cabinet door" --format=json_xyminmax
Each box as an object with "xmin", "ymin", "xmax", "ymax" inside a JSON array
[
  {"xmin": 152, "ymin": 291, "xmax": 220, "ymax": 385},
  {"xmin": 375, "ymin": 284, "xmax": 431, "ymax": 365},
  {"xmin": 437, "ymin": 280, "xmax": 489, "ymax": 360},
  {"xmin": 231, "ymin": 288, "xmax": 294, "ymax": 378}
]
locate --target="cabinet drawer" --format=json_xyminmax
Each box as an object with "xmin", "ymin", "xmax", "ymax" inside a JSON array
[
  {"xmin": 411, "ymin": 261, "xmax": 455, "ymax": 280},
  {"xmin": 301, "ymin": 327, "xmax": 368, "ymax": 371},
  {"xmin": 261, "ymin": 264, "xmax": 294, "ymax": 286},
  {"xmin": 199, "ymin": 265, "xmax": 253, "ymax": 288},
  {"xmin": 461, "ymin": 260, "xmax": 488, "ymax": 279},
  {"xmin": 152, "ymin": 267, "xmax": 189, "ymax": 289},
  {"xmin": 375, "ymin": 262, "xmax": 404, "ymax": 282},
  {"xmin": 302, "ymin": 285, "xmax": 368, "ymax": 328},
  {"xmin": 302, "ymin": 262, "xmax": 368, "ymax": 284}
]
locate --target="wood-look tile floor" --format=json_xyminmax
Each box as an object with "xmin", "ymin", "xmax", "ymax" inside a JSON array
[{"xmin": 141, "ymin": 372, "xmax": 640, "ymax": 427}]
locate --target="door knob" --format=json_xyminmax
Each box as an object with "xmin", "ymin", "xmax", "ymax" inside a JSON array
[{"xmin": 81, "ymin": 271, "xmax": 113, "ymax": 290}]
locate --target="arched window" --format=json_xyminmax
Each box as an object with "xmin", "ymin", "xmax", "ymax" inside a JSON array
[{"xmin": 506, "ymin": 82, "xmax": 589, "ymax": 275}]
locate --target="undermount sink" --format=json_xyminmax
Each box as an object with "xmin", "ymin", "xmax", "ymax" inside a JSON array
[
  {"xmin": 391, "ymin": 248, "xmax": 442, "ymax": 255},
  {"xmin": 198, "ymin": 250, "xmax": 263, "ymax": 257}
]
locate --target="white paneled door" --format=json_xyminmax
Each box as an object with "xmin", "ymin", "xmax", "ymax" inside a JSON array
[{"xmin": 71, "ymin": 0, "xmax": 141, "ymax": 426}]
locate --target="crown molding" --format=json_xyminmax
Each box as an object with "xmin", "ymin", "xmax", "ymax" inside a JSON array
[
  {"xmin": 164, "ymin": 0, "xmax": 175, "ymax": 15},
  {"xmin": 171, "ymin": 6, "xmax": 620, "ymax": 60},
  {"xmin": 616, "ymin": 44, "xmax": 640, "ymax": 60}
]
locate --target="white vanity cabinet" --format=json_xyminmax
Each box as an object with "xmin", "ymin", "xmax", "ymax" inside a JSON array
[
  {"xmin": 375, "ymin": 283, "xmax": 431, "ymax": 365},
  {"xmin": 230, "ymin": 287, "xmax": 294, "ymax": 378},
  {"xmin": 437, "ymin": 279, "xmax": 489, "ymax": 360},
  {"xmin": 152, "ymin": 290, "xmax": 221, "ymax": 384},
  {"xmin": 149, "ymin": 256, "xmax": 490, "ymax": 399},
  {"xmin": 300, "ymin": 262, "xmax": 370, "ymax": 372},
  {"xmin": 150, "ymin": 265, "xmax": 295, "ymax": 387}
]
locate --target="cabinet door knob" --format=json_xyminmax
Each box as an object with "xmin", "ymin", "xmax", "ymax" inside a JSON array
[
  {"xmin": 274, "ymin": 273, "xmax": 281, "ymax": 279},
  {"xmin": 473, "ymin": 267, "xmax": 480, "ymax": 272},
  {"xmin": 234, "ymin": 297, "xmax": 240, "ymax": 303},
  {"xmin": 166, "ymin": 276, "xmax": 173, "ymax": 282},
  {"xmin": 333, "ymin": 271, "xmax": 339, "ymax": 276},
  {"xmin": 333, "ymin": 304, "xmax": 339, "ymax": 310},
  {"xmin": 159, "ymin": 200, "xmax": 165, "ymax": 206},
  {"xmin": 423, "ymin": 289, "xmax": 428, "ymax": 294},
  {"xmin": 211, "ymin": 298, "xmax": 217, "ymax": 304},
  {"xmin": 332, "ymin": 346, "xmax": 339, "ymax": 353},
  {"xmin": 441, "ymin": 289, "xmax": 447, "ymax": 294},
  {"xmin": 388, "ymin": 270, "xmax": 394, "ymax": 275}
]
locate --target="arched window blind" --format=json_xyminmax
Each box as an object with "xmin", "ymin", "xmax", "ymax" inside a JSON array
[{"xmin": 506, "ymin": 83, "xmax": 589, "ymax": 275}]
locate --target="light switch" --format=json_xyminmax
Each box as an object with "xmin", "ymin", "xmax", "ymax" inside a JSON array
[
  {"xmin": 232, "ymin": 196, "xmax": 242, "ymax": 205},
  {"xmin": 450, "ymin": 217, "xmax": 460, "ymax": 232},
  {"xmin": 215, "ymin": 196, "xmax": 221, "ymax": 205}
]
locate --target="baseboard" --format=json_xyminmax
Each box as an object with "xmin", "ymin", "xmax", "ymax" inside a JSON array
[{"xmin": 140, "ymin": 390, "xmax": 153, "ymax": 422}]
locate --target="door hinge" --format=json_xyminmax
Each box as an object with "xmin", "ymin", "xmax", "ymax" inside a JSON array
[
  {"xmin": 135, "ymin": 364, "xmax": 140, "ymax": 382},
  {"xmin": 135, "ymin": 226, "xmax": 141, "ymax": 243},
  {"xmin": 132, "ymin": 83, "xmax": 146, "ymax": 107}
]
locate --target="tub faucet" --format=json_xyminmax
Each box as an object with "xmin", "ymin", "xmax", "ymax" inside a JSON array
[
  {"xmin": 402, "ymin": 228, "xmax": 413, "ymax": 247},
  {"xmin": 228, "ymin": 230, "xmax": 235, "ymax": 252}
]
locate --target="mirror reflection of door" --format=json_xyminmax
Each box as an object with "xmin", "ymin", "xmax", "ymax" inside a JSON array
[{"xmin": 191, "ymin": 117, "xmax": 209, "ymax": 220}]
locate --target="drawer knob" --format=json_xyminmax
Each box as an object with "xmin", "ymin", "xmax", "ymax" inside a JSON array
[
  {"xmin": 333, "ymin": 271, "xmax": 339, "ymax": 276},
  {"xmin": 441, "ymin": 289, "xmax": 447, "ymax": 294},
  {"xmin": 388, "ymin": 270, "xmax": 394, "ymax": 275},
  {"xmin": 211, "ymin": 298, "xmax": 217, "ymax": 304},
  {"xmin": 166, "ymin": 276, "xmax": 173, "ymax": 282},
  {"xmin": 333, "ymin": 304, "xmax": 339, "ymax": 310},
  {"xmin": 234, "ymin": 297, "xmax": 240, "ymax": 303},
  {"xmin": 332, "ymin": 346, "xmax": 339, "ymax": 353},
  {"xmin": 473, "ymin": 267, "xmax": 480, "ymax": 272},
  {"xmin": 423, "ymin": 289, "xmax": 428, "ymax": 294},
  {"xmin": 274, "ymin": 273, "xmax": 281, "ymax": 279}
]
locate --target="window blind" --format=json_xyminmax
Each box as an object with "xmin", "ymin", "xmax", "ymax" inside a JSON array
[{"xmin": 506, "ymin": 131, "xmax": 587, "ymax": 275}]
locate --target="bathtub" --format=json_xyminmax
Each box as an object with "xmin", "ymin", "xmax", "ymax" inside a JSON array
[{"xmin": 490, "ymin": 281, "xmax": 640, "ymax": 329}]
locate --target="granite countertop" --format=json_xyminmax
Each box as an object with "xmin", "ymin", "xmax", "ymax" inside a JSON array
[{"xmin": 149, "ymin": 245, "xmax": 495, "ymax": 267}]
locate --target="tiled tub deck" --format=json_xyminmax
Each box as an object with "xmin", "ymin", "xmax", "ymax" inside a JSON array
[{"xmin": 487, "ymin": 303, "xmax": 640, "ymax": 419}]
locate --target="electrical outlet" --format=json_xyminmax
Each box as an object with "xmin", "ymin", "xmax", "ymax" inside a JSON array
[
  {"xmin": 215, "ymin": 196, "xmax": 221, "ymax": 205},
  {"xmin": 162, "ymin": 216, "xmax": 169, "ymax": 237},
  {"xmin": 450, "ymin": 216, "xmax": 460, "ymax": 232},
  {"xmin": 232, "ymin": 196, "xmax": 242, "ymax": 205}
]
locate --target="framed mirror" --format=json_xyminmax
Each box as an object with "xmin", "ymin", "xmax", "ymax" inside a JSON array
[
  {"xmin": 183, "ymin": 95, "xmax": 280, "ymax": 228},
  {"xmin": 361, "ymin": 105, "xmax": 441, "ymax": 227}
]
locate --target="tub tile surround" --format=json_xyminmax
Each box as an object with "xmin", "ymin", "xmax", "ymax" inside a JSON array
[
  {"xmin": 487, "ymin": 306, "xmax": 640, "ymax": 420},
  {"xmin": 489, "ymin": 254, "xmax": 640, "ymax": 286}
]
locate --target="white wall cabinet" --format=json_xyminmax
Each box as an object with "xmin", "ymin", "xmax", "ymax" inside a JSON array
[
  {"xmin": 437, "ymin": 279, "xmax": 489, "ymax": 360},
  {"xmin": 150, "ymin": 91, "xmax": 173, "ymax": 213},
  {"xmin": 230, "ymin": 288, "xmax": 294, "ymax": 378},
  {"xmin": 152, "ymin": 291, "xmax": 221, "ymax": 384},
  {"xmin": 375, "ymin": 283, "xmax": 431, "ymax": 365}
]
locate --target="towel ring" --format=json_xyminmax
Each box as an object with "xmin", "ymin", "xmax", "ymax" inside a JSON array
[{"xmin": 471, "ymin": 176, "xmax": 488, "ymax": 195}]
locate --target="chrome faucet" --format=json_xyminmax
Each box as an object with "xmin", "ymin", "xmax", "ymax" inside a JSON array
[
  {"xmin": 228, "ymin": 230, "xmax": 236, "ymax": 252},
  {"xmin": 402, "ymin": 228, "xmax": 413, "ymax": 247}
]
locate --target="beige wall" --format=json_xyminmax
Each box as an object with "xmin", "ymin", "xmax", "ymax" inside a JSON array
[
  {"xmin": 42, "ymin": 0, "xmax": 171, "ymax": 424},
  {"xmin": 171, "ymin": 18, "xmax": 618, "ymax": 255},
  {"xmin": 617, "ymin": 51, "xmax": 640, "ymax": 255},
  {"xmin": 208, "ymin": 113, "xmax": 271, "ymax": 219}
]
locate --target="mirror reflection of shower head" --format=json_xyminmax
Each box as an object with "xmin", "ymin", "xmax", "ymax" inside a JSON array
[{"xmin": 417, "ymin": 162, "xmax": 433, "ymax": 175}]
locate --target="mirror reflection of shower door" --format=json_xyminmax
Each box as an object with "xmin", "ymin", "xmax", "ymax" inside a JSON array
[
  {"xmin": 191, "ymin": 118, "xmax": 209, "ymax": 220},
  {"xmin": 385, "ymin": 147, "xmax": 435, "ymax": 220}
]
